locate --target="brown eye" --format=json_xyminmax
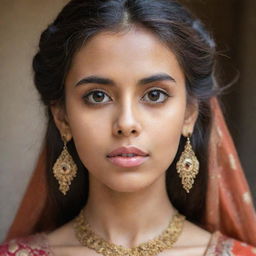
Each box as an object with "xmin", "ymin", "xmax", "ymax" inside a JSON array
[
  {"xmin": 83, "ymin": 90, "xmax": 111, "ymax": 104},
  {"xmin": 92, "ymin": 91, "xmax": 104, "ymax": 102},
  {"xmin": 142, "ymin": 89, "xmax": 170, "ymax": 103}
]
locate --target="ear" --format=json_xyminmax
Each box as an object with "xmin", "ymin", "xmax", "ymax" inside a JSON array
[
  {"xmin": 50, "ymin": 103, "xmax": 72, "ymax": 141},
  {"xmin": 182, "ymin": 100, "xmax": 199, "ymax": 137}
]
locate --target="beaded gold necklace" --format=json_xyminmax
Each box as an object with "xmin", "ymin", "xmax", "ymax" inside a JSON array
[{"xmin": 74, "ymin": 209, "xmax": 185, "ymax": 256}]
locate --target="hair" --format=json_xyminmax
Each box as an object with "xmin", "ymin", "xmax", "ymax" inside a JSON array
[{"xmin": 33, "ymin": 0, "xmax": 219, "ymax": 232}]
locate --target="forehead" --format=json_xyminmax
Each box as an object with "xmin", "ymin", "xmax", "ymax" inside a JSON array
[{"xmin": 66, "ymin": 26, "xmax": 184, "ymax": 84}]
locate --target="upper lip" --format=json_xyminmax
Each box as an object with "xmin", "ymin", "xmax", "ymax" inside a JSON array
[{"xmin": 107, "ymin": 146, "xmax": 149, "ymax": 157}]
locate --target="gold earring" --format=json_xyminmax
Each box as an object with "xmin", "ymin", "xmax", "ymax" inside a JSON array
[
  {"xmin": 53, "ymin": 135, "xmax": 77, "ymax": 195},
  {"xmin": 176, "ymin": 134, "xmax": 199, "ymax": 193}
]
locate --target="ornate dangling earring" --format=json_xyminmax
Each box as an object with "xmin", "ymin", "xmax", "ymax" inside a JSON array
[
  {"xmin": 176, "ymin": 134, "xmax": 199, "ymax": 193},
  {"xmin": 53, "ymin": 135, "xmax": 77, "ymax": 195}
]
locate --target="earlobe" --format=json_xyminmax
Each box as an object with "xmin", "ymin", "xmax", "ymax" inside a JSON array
[
  {"xmin": 182, "ymin": 102, "xmax": 199, "ymax": 136},
  {"xmin": 50, "ymin": 104, "xmax": 72, "ymax": 141}
]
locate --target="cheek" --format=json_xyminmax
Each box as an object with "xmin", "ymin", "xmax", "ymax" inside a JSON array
[
  {"xmin": 66, "ymin": 102, "xmax": 111, "ymax": 167},
  {"xmin": 147, "ymin": 100, "xmax": 186, "ymax": 170}
]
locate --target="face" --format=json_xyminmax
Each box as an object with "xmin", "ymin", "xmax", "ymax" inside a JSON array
[{"xmin": 52, "ymin": 26, "xmax": 198, "ymax": 193}]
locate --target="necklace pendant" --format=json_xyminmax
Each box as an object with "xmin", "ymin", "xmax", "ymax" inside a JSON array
[{"xmin": 74, "ymin": 209, "xmax": 185, "ymax": 256}]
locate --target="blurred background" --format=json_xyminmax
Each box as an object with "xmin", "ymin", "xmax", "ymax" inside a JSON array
[
  {"xmin": 0, "ymin": 0, "xmax": 255, "ymax": 242},
  {"xmin": 180, "ymin": 0, "xmax": 256, "ymax": 202}
]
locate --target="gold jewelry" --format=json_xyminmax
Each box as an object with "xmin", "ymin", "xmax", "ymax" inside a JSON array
[
  {"xmin": 52, "ymin": 135, "xmax": 77, "ymax": 195},
  {"xmin": 176, "ymin": 134, "xmax": 199, "ymax": 193},
  {"xmin": 74, "ymin": 209, "xmax": 185, "ymax": 256}
]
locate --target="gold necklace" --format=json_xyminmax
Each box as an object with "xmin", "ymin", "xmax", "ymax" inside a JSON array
[{"xmin": 74, "ymin": 209, "xmax": 185, "ymax": 256}]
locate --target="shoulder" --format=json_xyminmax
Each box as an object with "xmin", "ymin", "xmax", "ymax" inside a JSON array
[
  {"xmin": 205, "ymin": 231, "xmax": 256, "ymax": 256},
  {"xmin": 0, "ymin": 233, "xmax": 51, "ymax": 256}
]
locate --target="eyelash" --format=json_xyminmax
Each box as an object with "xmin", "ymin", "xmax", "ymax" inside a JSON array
[{"xmin": 82, "ymin": 88, "xmax": 171, "ymax": 105}]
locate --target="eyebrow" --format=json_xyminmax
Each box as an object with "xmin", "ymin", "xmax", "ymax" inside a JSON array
[{"xmin": 75, "ymin": 73, "xmax": 176, "ymax": 87}]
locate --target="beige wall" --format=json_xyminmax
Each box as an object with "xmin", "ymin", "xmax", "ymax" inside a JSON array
[{"xmin": 0, "ymin": 0, "xmax": 69, "ymax": 242}]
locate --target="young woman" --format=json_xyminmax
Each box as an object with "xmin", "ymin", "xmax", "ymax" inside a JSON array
[{"xmin": 1, "ymin": 0, "xmax": 256, "ymax": 255}]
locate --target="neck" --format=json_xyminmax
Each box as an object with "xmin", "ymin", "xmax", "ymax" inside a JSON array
[{"xmin": 83, "ymin": 174, "xmax": 176, "ymax": 248}]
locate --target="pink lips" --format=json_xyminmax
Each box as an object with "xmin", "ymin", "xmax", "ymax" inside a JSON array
[{"xmin": 107, "ymin": 146, "xmax": 149, "ymax": 167}]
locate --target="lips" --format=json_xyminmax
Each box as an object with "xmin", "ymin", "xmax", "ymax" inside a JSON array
[
  {"xmin": 107, "ymin": 156, "xmax": 149, "ymax": 167},
  {"xmin": 107, "ymin": 146, "xmax": 149, "ymax": 168},
  {"xmin": 107, "ymin": 146, "xmax": 149, "ymax": 157}
]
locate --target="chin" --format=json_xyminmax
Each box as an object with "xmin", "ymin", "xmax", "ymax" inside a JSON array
[{"xmin": 105, "ymin": 174, "xmax": 156, "ymax": 193}]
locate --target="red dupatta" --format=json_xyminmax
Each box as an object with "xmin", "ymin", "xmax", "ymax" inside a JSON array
[{"xmin": 205, "ymin": 97, "xmax": 256, "ymax": 244}]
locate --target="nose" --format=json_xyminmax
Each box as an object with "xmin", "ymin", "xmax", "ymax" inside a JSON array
[{"xmin": 113, "ymin": 102, "xmax": 142, "ymax": 137}]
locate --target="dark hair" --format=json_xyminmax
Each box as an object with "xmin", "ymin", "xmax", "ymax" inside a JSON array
[{"xmin": 33, "ymin": 0, "xmax": 218, "ymax": 232}]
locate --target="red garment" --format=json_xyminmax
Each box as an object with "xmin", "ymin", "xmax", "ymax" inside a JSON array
[
  {"xmin": 1, "ymin": 231, "xmax": 256, "ymax": 256},
  {"xmin": 0, "ymin": 234, "xmax": 50, "ymax": 255},
  {"xmin": 205, "ymin": 98, "xmax": 256, "ymax": 245}
]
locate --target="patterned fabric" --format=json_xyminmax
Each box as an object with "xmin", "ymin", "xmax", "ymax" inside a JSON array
[
  {"xmin": 205, "ymin": 231, "xmax": 256, "ymax": 256},
  {"xmin": 1, "ymin": 231, "xmax": 256, "ymax": 256},
  {"xmin": 0, "ymin": 234, "xmax": 50, "ymax": 255},
  {"xmin": 206, "ymin": 98, "xmax": 256, "ymax": 245}
]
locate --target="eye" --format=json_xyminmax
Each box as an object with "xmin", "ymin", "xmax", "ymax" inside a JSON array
[
  {"xmin": 83, "ymin": 90, "xmax": 111, "ymax": 104},
  {"xmin": 142, "ymin": 89, "xmax": 170, "ymax": 103},
  {"xmin": 83, "ymin": 88, "xmax": 170, "ymax": 105}
]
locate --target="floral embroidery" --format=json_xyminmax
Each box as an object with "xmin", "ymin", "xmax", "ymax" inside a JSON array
[
  {"xmin": 1, "ymin": 232, "xmax": 256, "ymax": 256},
  {"xmin": 0, "ymin": 234, "xmax": 50, "ymax": 256},
  {"xmin": 204, "ymin": 231, "xmax": 256, "ymax": 256},
  {"xmin": 7, "ymin": 241, "xmax": 19, "ymax": 254}
]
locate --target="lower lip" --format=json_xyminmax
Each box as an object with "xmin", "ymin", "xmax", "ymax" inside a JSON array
[{"xmin": 107, "ymin": 156, "xmax": 149, "ymax": 167}]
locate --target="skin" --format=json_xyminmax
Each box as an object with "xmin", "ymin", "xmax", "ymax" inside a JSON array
[{"xmin": 49, "ymin": 26, "xmax": 212, "ymax": 255}]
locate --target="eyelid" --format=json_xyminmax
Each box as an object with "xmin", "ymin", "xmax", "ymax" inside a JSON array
[
  {"xmin": 145, "ymin": 87, "xmax": 169, "ymax": 94},
  {"xmin": 86, "ymin": 87, "xmax": 112, "ymax": 95}
]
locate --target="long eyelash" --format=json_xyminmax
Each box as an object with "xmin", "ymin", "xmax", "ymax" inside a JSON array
[
  {"xmin": 154, "ymin": 89, "xmax": 169, "ymax": 96},
  {"xmin": 146, "ymin": 88, "xmax": 170, "ymax": 95},
  {"xmin": 85, "ymin": 88, "xmax": 111, "ymax": 96}
]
